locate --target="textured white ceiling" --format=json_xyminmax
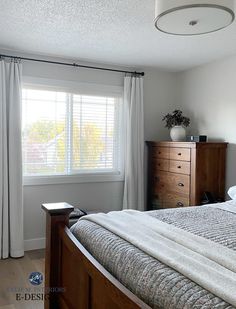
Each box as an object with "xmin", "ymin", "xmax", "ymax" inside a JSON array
[{"xmin": 1, "ymin": 0, "xmax": 236, "ymax": 71}]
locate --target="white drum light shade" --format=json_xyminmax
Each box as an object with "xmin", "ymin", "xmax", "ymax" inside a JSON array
[{"xmin": 155, "ymin": 0, "xmax": 235, "ymax": 35}]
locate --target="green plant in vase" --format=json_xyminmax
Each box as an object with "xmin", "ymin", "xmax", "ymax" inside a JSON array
[{"xmin": 162, "ymin": 110, "xmax": 190, "ymax": 141}]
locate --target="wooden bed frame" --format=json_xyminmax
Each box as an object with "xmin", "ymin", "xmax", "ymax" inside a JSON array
[{"xmin": 42, "ymin": 203, "xmax": 151, "ymax": 309}]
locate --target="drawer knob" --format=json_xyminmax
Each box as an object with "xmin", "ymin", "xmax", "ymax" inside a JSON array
[
  {"xmin": 177, "ymin": 166, "xmax": 182, "ymax": 169},
  {"xmin": 178, "ymin": 153, "xmax": 182, "ymax": 156},
  {"xmin": 178, "ymin": 183, "xmax": 184, "ymax": 187},
  {"xmin": 177, "ymin": 202, "xmax": 184, "ymax": 207}
]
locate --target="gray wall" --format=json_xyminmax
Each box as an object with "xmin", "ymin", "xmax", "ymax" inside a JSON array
[
  {"xmin": 19, "ymin": 55, "xmax": 177, "ymax": 248},
  {"xmin": 178, "ymin": 55, "xmax": 236, "ymax": 191},
  {"xmin": 8, "ymin": 48, "xmax": 236, "ymax": 249},
  {"xmin": 14, "ymin": 49, "xmax": 236, "ymax": 249}
]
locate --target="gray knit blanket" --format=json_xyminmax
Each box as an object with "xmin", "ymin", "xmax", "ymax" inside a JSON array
[{"xmin": 71, "ymin": 204, "xmax": 236, "ymax": 309}]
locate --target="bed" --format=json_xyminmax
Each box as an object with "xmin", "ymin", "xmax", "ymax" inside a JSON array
[{"xmin": 42, "ymin": 201, "xmax": 236, "ymax": 309}]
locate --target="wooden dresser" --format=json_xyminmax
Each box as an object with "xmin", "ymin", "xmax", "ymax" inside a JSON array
[{"xmin": 146, "ymin": 141, "xmax": 228, "ymax": 210}]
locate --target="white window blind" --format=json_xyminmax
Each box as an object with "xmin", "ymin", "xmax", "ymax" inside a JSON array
[{"xmin": 22, "ymin": 88, "xmax": 122, "ymax": 177}]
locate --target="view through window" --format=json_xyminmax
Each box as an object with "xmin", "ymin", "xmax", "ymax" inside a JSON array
[{"xmin": 22, "ymin": 88, "xmax": 122, "ymax": 177}]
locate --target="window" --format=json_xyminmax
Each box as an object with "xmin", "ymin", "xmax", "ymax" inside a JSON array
[{"xmin": 22, "ymin": 87, "xmax": 123, "ymax": 180}]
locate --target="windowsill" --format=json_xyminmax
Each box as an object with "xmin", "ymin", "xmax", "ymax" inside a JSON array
[{"xmin": 23, "ymin": 172, "xmax": 124, "ymax": 186}]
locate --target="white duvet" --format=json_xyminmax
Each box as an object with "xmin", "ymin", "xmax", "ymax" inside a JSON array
[{"xmin": 81, "ymin": 201, "xmax": 236, "ymax": 307}]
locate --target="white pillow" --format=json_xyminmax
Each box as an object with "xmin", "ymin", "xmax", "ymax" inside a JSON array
[{"xmin": 228, "ymin": 186, "xmax": 236, "ymax": 200}]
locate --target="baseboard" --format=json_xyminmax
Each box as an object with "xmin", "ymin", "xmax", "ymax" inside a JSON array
[{"xmin": 24, "ymin": 237, "xmax": 46, "ymax": 251}]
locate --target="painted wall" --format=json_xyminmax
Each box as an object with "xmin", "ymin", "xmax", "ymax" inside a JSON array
[
  {"xmin": 4, "ymin": 51, "xmax": 177, "ymax": 249},
  {"xmin": 8, "ymin": 48, "xmax": 236, "ymax": 249},
  {"xmin": 9, "ymin": 47, "xmax": 236, "ymax": 248},
  {"xmin": 177, "ymin": 55, "xmax": 236, "ymax": 191},
  {"xmin": 143, "ymin": 69, "xmax": 178, "ymax": 142}
]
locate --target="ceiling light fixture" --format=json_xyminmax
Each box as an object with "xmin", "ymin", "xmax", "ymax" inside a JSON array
[{"xmin": 154, "ymin": 0, "xmax": 235, "ymax": 35}]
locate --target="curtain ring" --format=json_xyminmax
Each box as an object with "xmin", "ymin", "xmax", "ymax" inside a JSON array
[{"xmin": 14, "ymin": 57, "xmax": 21, "ymax": 63}]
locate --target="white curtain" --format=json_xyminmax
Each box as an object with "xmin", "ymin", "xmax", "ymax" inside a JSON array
[
  {"xmin": 0, "ymin": 59, "xmax": 24, "ymax": 259},
  {"xmin": 123, "ymin": 76, "xmax": 144, "ymax": 211}
]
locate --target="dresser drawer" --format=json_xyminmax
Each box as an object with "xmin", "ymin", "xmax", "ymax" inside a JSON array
[
  {"xmin": 152, "ymin": 159, "xmax": 169, "ymax": 172},
  {"xmin": 161, "ymin": 193, "xmax": 189, "ymax": 208},
  {"xmin": 170, "ymin": 148, "xmax": 191, "ymax": 161},
  {"xmin": 152, "ymin": 147, "xmax": 169, "ymax": 159},
  {"xmin": 156, "ymin": 172, "xmax": 190, "ymax": 195},
  {"xmin": 169, "ymin": 160, "xmax": 190, "ymax": 175},
  {"xmin": 152, "ymin": 192, "xmax": 189, "ymax": 209}
]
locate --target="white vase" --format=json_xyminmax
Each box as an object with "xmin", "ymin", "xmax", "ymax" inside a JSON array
[{"xmin": 170, "ymin": 126, "xmax": 186, "ymax": 142}]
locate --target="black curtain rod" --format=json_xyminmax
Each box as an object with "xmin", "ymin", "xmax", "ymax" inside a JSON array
[{"xmin": 0, "ymin": 53, "xmax": 145, "ymax": 76}]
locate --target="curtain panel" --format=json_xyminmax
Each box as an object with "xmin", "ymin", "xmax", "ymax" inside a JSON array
[
  {"xmin": 0, "ymin": 59, "xmax": 24, "ymax": 258},
  {"xmin": 123, "ymin": 76, "xmax": 144, "ymax": 211}
]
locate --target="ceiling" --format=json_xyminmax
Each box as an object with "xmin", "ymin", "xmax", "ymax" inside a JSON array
[{"xmin": 1, "ymin": 0, "xmax": 236, "ymax": 71}]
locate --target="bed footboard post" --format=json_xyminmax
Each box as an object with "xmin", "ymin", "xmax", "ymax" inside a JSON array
[{"xmin": 42, "ymin": 202, "xmax": 74, "ymax": 309}]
